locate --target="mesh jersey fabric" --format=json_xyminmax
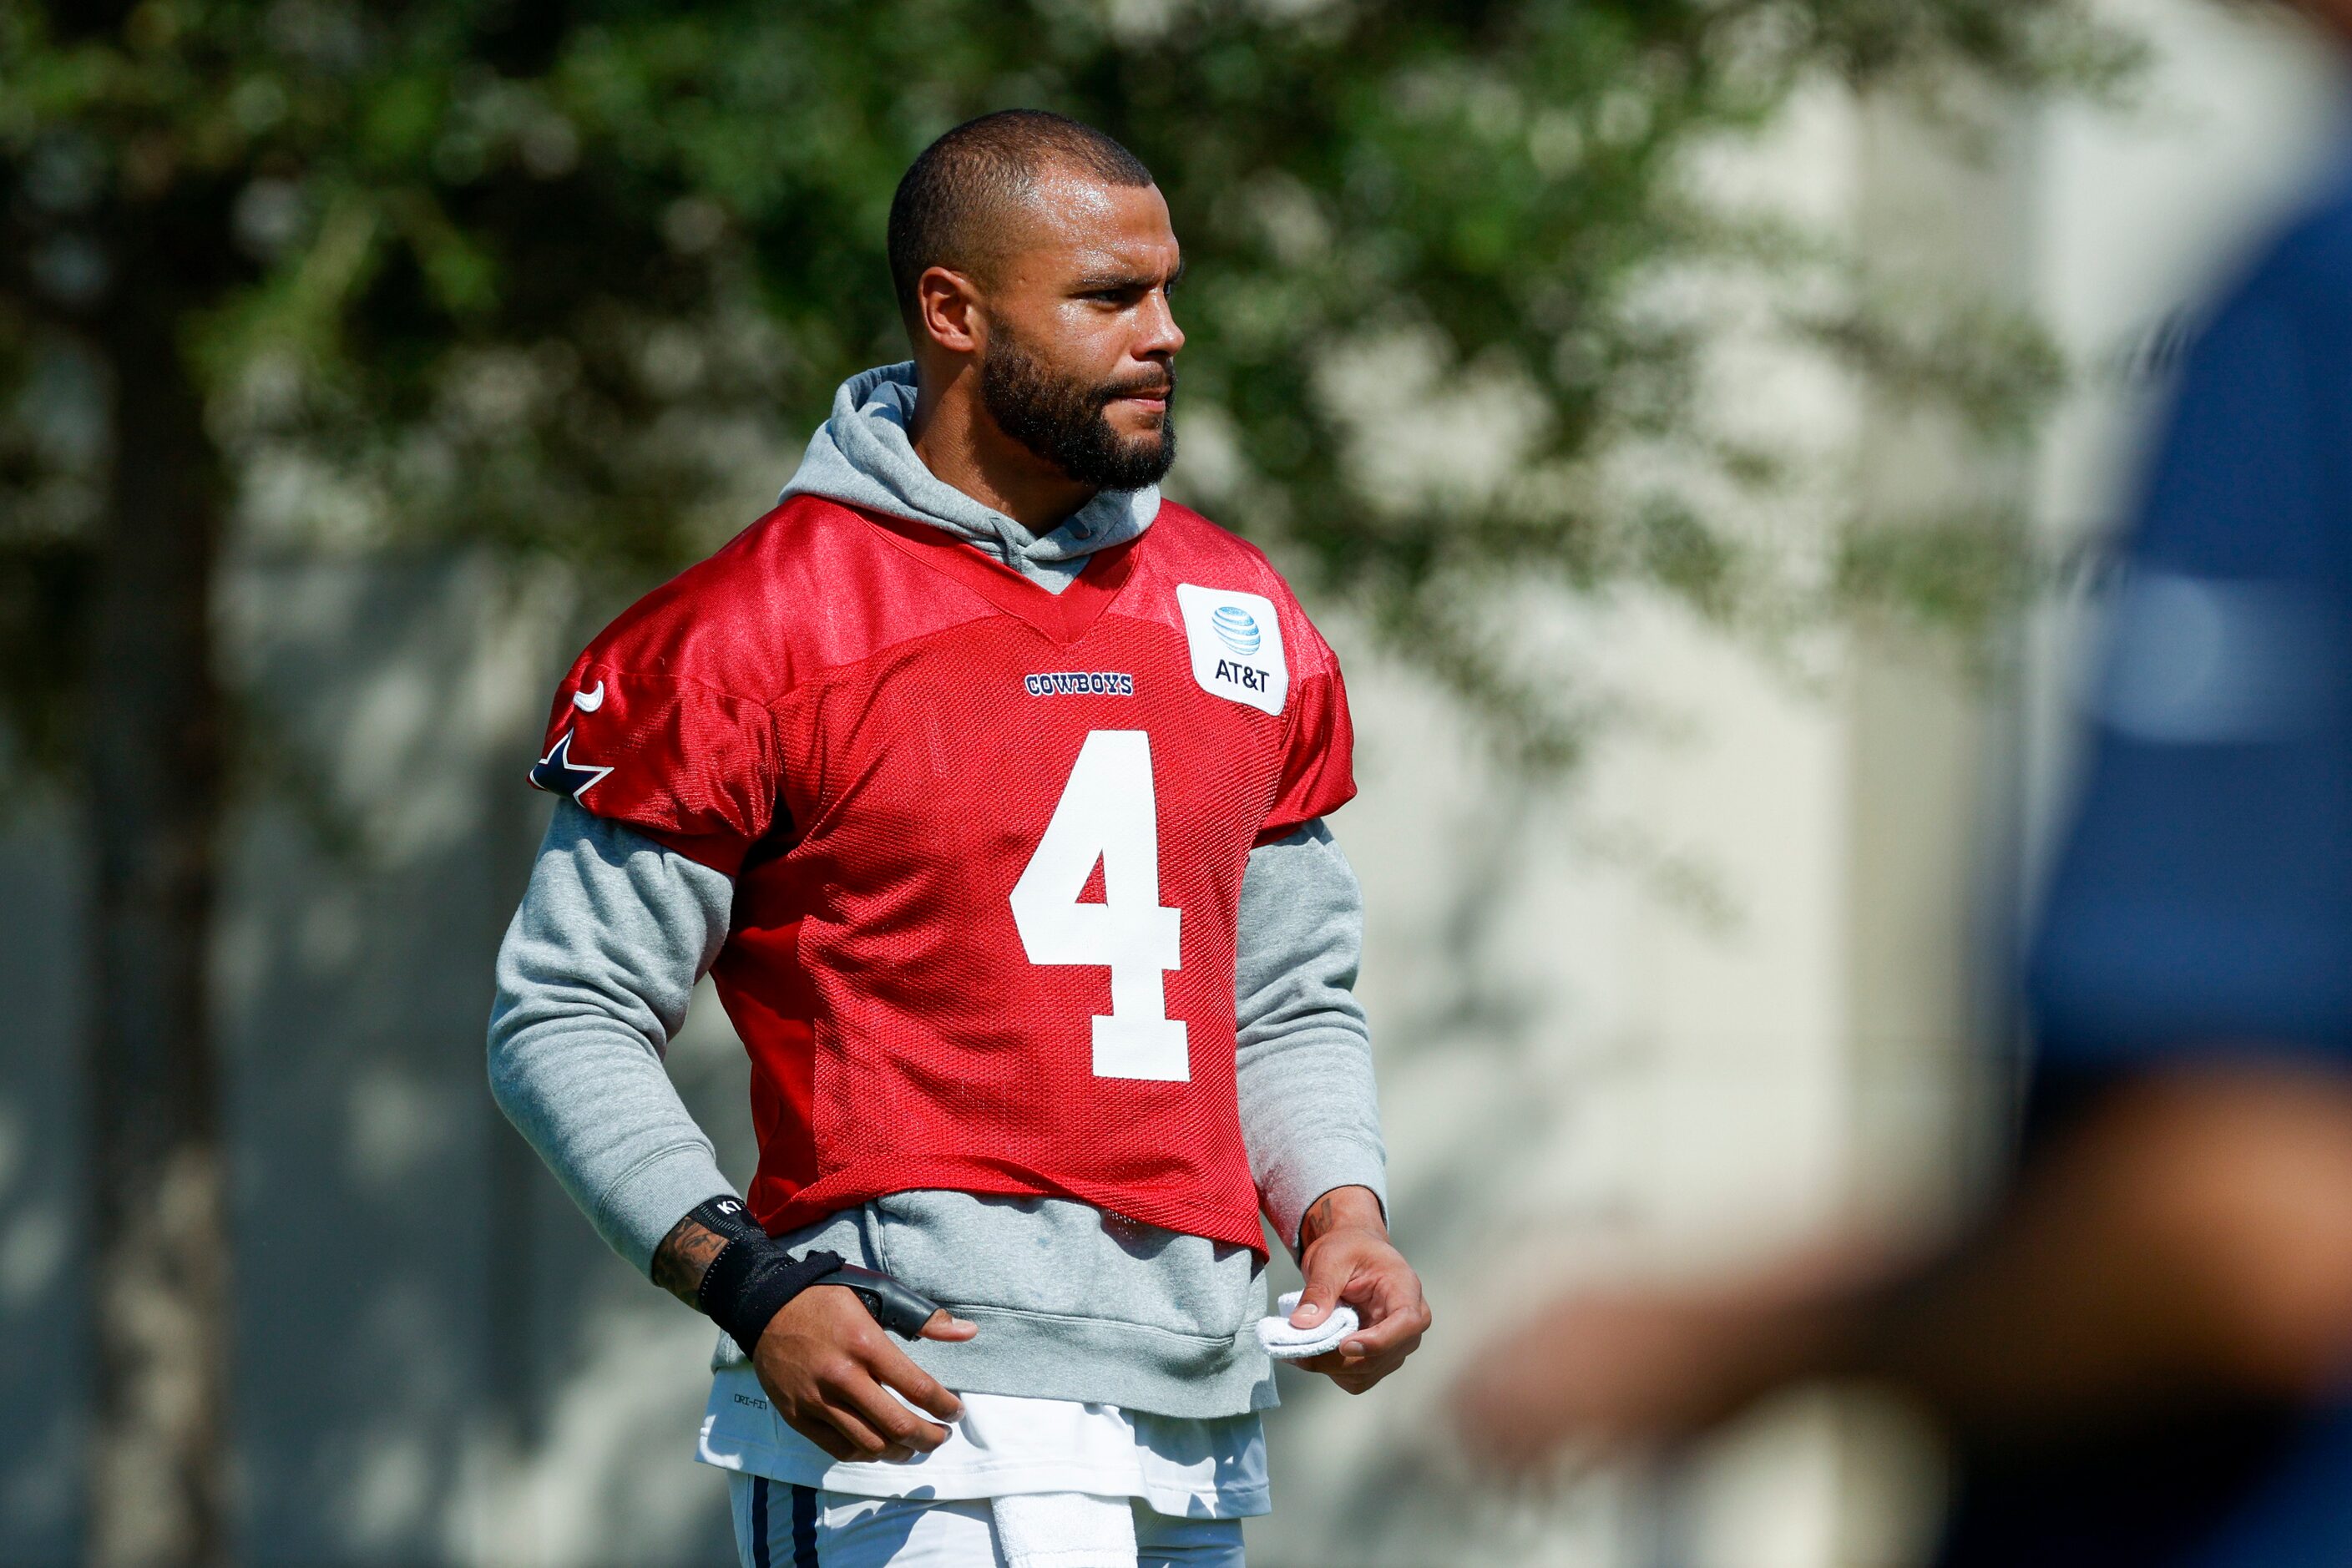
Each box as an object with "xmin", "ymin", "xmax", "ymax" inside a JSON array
[{"xmin": 530, "ymin": 495, "xmax": 1356, "ymax": 1256}]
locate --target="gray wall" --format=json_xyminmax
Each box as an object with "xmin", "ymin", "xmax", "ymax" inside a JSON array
[{"xmin": 0, "ymin": 557, "xmax": 759, "ymax": 1566}]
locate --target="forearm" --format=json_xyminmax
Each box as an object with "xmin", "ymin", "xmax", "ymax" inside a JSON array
[
  {"xmin": 644, "ymin": 1194, "xmax": 883, "ymax": 1358},
  {"xmin": 1300, "ymin": 1185, "xmax": 1388, "ymax": 1248},
  {"xmin": 491, "ymin": 1010, "xmax": 737, "ymax": 1272},
  {"xmin": 1234, "ymin": 821, "xmax": 1388, "ymax": 1247},
  {"xmin": 651, "ymin": 1209, "xmax": 735, "ymax": 1308},
  {"xmin": 1824, "ymin": 1065, "xmax": 2352, "ymax": 1438},
  {"xmin": 488, "ymin": 799, "xmax": 739, "ymax": 1274}
]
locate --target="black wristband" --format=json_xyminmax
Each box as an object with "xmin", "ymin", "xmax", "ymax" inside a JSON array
[{"xmin": 685, "ymin": 1197, "xmax": 843, "ymax": 1358}]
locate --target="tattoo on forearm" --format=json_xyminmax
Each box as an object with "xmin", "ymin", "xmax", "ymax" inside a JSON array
[
  {"xmin": 651, "ymin": 1213, "xmax": 731, "ymax": 1309},
  {"xmin": 1299, "ymin": 1186, "xmax": 1386, "ymax": 1250}
]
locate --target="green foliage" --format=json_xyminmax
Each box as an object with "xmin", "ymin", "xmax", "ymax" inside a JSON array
[
  {"xmin": 1831, "ymin": 503, "xmax": 2038, "ymax": 652},
  {"xmin": 0, "ymin": 0, "xmax": 2132, "ymax": 776}
]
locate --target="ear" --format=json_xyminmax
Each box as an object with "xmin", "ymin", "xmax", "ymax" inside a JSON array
[{"xmin": 914, "ymin": 266, "xmax": 984, "ymax": 357}]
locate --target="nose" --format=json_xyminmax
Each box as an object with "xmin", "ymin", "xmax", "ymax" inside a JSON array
[{"xmin": 1138, "ymin": 286, "xmax": 1184, "ymax": 362}]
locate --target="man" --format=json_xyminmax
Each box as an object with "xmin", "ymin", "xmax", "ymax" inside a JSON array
[
  {"xmin": 489, "ymin": 109, "xmax": 1429, "ymax": 1568},
  {"xmin": 1455, "ymin": 9, "xmax": 2352, "ymax": 1564}
]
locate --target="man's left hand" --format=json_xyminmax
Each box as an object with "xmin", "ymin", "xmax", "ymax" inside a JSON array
[{"xmin": 1289, "ymin": 1186, "xmax": 1432, "ymax": 1393}]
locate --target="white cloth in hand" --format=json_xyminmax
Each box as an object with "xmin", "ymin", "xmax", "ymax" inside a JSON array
[{"xmin": 1255, "ymin": 1289, "xmax": 1359, "ymax": 1361}]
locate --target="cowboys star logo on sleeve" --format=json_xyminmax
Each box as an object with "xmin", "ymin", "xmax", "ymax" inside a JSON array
[{"xmin": 529, "ymin": 729, "xmax": 613, "ymax": 799}]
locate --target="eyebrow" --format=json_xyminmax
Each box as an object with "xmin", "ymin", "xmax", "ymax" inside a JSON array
[{"xmin": 1073, "ymin": 255, "xmax": 1185, "ymax": 293}]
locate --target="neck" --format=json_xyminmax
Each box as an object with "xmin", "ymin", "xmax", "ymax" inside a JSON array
[{"xmin": 908, "ymin": 366, "xmax": 1097, "ymax": 533}]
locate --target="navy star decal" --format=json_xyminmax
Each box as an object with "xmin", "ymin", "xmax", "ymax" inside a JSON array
[{"xmin": 529, "ymin": 730, "xmax": 614, "ymax": 799}]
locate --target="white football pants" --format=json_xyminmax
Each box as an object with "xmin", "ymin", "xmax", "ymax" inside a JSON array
[{"xmin": 727, "ymin": 1474, "xmax": 1247, "ymax": 1568}]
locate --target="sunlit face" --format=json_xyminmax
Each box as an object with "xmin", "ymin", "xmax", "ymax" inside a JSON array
[{"xmin": 968, "ymin": 168, "xmax": 1185, "ymax": 488}]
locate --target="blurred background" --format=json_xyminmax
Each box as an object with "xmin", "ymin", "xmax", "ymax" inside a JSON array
[{"xmin": 3, "ymin": 0, "xmax": 2345, "ymax": 1563}]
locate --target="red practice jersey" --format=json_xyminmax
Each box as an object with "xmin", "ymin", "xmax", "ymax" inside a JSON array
[{"xmin": 529, "ymin": 497, "xmax": 1355, "ymax": 1254}]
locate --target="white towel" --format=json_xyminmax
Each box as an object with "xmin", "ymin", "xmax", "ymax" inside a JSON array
[
  {"xmin": 990, "ymin": 1490, "xmax": 1137, "ymax": 1568},
  {"xmin": 1256, "ymin": 1289, "xmax": 1359, "ymax": 1361}
]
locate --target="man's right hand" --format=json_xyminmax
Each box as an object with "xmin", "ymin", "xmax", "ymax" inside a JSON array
[{"xmin": 751, "ymin": 1284, "xmax": 977, "ymax": 1463}]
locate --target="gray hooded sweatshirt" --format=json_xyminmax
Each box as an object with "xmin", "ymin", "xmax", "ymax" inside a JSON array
[{"xmin": 488, "ymin": 363, "xmax": 1386, "ymax": 1417}]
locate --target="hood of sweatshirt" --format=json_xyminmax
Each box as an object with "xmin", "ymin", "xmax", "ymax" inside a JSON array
[{"xmin": 777, "ymin": 362, "xmax": 1160, "ymax": 593}]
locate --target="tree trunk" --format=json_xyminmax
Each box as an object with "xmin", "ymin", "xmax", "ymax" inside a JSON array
[{"xmin": 83, "ymin": 300, "xmax": 230, "ymax": 1568}]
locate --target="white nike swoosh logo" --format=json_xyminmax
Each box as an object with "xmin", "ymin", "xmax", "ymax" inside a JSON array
[{"xmin": 573, "ymin": 680, "xmax": 604, "ymax": 712}]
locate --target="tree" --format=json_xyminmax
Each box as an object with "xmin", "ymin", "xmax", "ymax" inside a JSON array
[{"xmin": 0, "ymin": 2, "xmax": 2127, "ymax": 1561}]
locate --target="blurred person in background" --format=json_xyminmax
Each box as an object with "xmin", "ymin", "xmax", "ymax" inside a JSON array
[
  {"xmin": 488, "ymin": 109, "xmax": 1425, "ymax": 1568},
  {"xmin": 1455, "ymin": 4, "xmax": 2352, "ymax": 1565}
]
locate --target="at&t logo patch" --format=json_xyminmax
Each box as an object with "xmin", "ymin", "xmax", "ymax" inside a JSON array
[
  {"xmin": 1211, "ymin": 605, "xmax": 1261, "ymax": 655},
  {"xmin": 1176, "ymin": 584, "xmax": 1287, "ymax": 716}
]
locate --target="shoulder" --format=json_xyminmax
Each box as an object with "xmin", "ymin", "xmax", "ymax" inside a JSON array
[
  {"xmin": 1143, "ymin": 499, "xmax": 1343, "ymax": 676},
  {"xmin": 573, "ymin": 495, "xmax": 920, "ymax": 703},
  {"xmin": 1146, "ymin": 500, "xmax": 1288, "ymax": 586},
  {"xmin": 2201, "ymin": 181, "xmax": 2352, "ymax": 357},
  {"xmin": 623, "ymin": 494, "xmax": 867, "ymax": 641},
  {"xmin": 2267, "ymin": 164, "xmax": 2352, "ymax": 300},
  {"xmin": 1146, "ymin": 501, "xmax": 1321, "ymax": 622}
]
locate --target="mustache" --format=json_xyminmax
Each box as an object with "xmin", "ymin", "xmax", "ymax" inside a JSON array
[{"xmin": 1098, "ymin": 367, "xmax": 1176, "ymax": 404}]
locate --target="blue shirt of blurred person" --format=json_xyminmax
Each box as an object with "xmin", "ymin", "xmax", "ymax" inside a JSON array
[{"xmin": 1954, "ymin": 139, "xmax": 2352, "ymax": 1568}]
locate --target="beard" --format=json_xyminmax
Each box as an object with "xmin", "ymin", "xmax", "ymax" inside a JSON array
[{"xmin": 978, "ymin": 327, "xmax": 1177, "ymax": 491}]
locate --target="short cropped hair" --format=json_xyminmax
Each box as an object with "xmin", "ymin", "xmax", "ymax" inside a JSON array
[{"xmin": 887, "ymin": 110, "xmax": 1156, "ymax": 328}]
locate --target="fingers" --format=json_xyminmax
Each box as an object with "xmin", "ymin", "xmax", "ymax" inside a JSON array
[
  {"xmin": 1293, "ymin": 1359, "xmax": 1390, "ymax": 1394},
  {"xmin": 1295, "ymin": 1267, "xmax": 1432, "ymax": 1391},
  {"xmin": 832, "ymin": 1330, "xmax": 957, "ymax": 1449},
  {"xmin": 1292, "ymin": 1338, "xmax": 1402, "ymax": 1388},
  {"xmin": 837, "ymin": 1376, "xmax": 952, "ymax": 1456},
  {"xmin": 797, "ymin": 1423, "xmax": 863, "ymax": 1464},
  {"xmin": 813, "ymin": 1348, "xmax": 953, "ymax": 1459},
  {"xmin": 780, "ymin": 1333, "xmax": 959, "ymax": 1461},
  {"xmin": 788, "ymin": 1399, "xmax": 910, "ymax": 1464},
  {"xmin": 872, "ymin": 1338, "xmax": 966, "ymax": 1423},
  {"xmin": 1291, "ymin": 1276, "xmax": 1345, "ymax": 1328},
  {"xmin": 1293, "ymin": 1340, "xmax": 1409, "ymax": 1387},
  {"xmin": 1340, "ymin": 1292, "xmax": 1430, "ymax": 1358},
  {"xmin": 752, "ymin": 1282, "xmax": 979, "ymax": 1465},
  {"xmin": 918, "ymin": 1308, "xmax": 979, "ymax": 1343}
]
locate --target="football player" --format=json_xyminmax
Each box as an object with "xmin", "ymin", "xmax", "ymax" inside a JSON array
[{"xmin": 488, "ymin": 109, "xmax": 1429, "ymax": 1568}]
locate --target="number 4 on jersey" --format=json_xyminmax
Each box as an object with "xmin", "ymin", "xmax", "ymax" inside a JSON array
[{"xmin": 1009, "ymin": 730, "xmax": 1189, "ymax": 1081}]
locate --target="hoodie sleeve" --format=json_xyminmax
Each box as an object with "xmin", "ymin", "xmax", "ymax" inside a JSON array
[
  {"xmin": 488, "ymin": 798, "xmax": 740, "ymax": 1275},
  {"xmin": 1233, "ymin": 817, "xmax": 1388, "ymax": 1252}
]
